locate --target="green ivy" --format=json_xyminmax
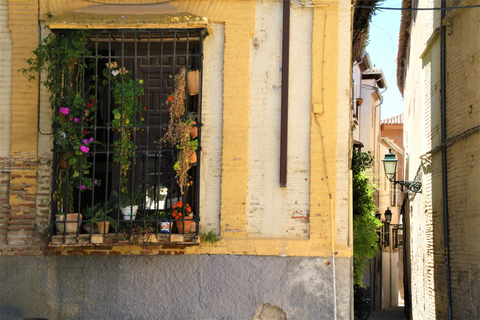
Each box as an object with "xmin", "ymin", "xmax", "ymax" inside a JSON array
[{"xmin": 352, "ymin": 151, "xmax": 382, "ymax": 286}]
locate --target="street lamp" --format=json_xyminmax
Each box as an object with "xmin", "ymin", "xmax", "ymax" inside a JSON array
[
  {"xmin": 384, "ymin": 208, "xmax": 392, "ymax": 223},
  {"xmin": 382, "ymin": 148, "xmax": 422, "ymax": 193}
]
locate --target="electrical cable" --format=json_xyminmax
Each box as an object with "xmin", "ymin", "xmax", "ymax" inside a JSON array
[
  {"xmin": 421, "ymin": 124, "xmax": 480, "ymax": 158},
  {"xmin": 353, "ymin": 4, "xmax": 480, "ymax": 10}
]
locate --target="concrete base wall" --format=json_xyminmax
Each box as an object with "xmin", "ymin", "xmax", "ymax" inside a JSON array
[{"xmin": 0, "ymin": 255, "xmax": 351, "ymax": 320}]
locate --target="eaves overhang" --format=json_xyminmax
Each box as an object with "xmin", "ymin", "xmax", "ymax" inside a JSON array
[
  {"xmin": 44, "ymin": 3, "xmax": 211, "ymax": 34},
  {"xmin": 362, "ymin": 67, "xmax": 387, "ymax": 89}
]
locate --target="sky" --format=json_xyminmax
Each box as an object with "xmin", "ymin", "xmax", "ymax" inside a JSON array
[{"xmin": 366, "ymin": 0, "xmax": 404, "ymax": 120}]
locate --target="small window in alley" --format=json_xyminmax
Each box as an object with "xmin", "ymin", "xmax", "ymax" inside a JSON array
[{"xmin": 50, "ymin": 29, "xmax": 205, "ymax": 245}]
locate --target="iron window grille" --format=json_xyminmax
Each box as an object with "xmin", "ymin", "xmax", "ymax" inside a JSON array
[{"xmin": 50, "ymin": 29, "xmax": 206, "ymax": 245}]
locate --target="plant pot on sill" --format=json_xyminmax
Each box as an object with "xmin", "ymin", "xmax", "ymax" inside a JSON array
[
  {"xmin": 96, "ymin": 221, "xmax": 110, "ymax": 234},
  {"xmin": 121, "ymin": 205, "xmax": 138, "ymax": 220},
  {"xmin": 159, "ymin": 221, "xmax": 172, "ymax": 234},
  {"xmin": 190, "ymin": 121, "xmax": 198, "ymax": 139},
  {"xmin": 356, "ymin": 98, "xmax": 364, "ymax": 106},
  {"xmin": 83, "ymin": 223, "xmax": 99, "ymax": 234},
  {"xmin": 187, "ymin": 70, "xmax": 200, "ymax": 96},
  {"xmin": 55, "ymin": 213, "xmax": 82, "ymax": 235},
  {"xmin": 175, "ymin": 216, "xmax": 193, "ymax": 234}
]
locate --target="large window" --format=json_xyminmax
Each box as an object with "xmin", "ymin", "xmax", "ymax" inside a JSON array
[{"xmin": 50, "ymin": 29, "xmax": 205, "ymax": 245}]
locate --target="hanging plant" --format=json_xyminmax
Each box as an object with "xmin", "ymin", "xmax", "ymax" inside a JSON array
[{"xmin": 162, "ymin": 68, "xmax": 198, "ymax": 193}]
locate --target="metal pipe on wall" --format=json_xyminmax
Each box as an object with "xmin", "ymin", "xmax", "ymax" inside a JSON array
[
  {"xmin": 280, "ymin": 0, "xmax": 290, "ymax": 187},
  {"xmin": 440, "ymin": 0, "xmax": 453, "ymax": 318}
]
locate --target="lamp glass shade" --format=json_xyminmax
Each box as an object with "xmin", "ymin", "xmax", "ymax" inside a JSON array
[
  {"xmin": 384, "ymin": 208, "xmax": 393, "ymax": 223},
  {"xmin": 382, "ymin": 148, "xmax": 398, "ymax": 176}
]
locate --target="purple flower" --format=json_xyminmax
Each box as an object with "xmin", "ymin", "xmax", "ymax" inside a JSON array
[
  {"xmin": 94, "ymin": 180, "xmax": 98, "ymax": 184},
  {"xmin": 89, "ymin": 137, "xmax": 94, "ymax": 142},
  {"xmin": 59, "ymin": 107, "xmax": 69, "ymax": 115},
  {"xmin": 78, "ymin": 185, "xmax": 86, "ymax": 190},
  {"xmin": 83, "ymin": 139, "xmax": 89, "ymax": 145},
  {"xmin": 80, "ymin": 145, "xmax": 89, "ymax": 153},
  {"xmin": 74, "ymin": 117, "xmax": 79, "ymax": 123}
]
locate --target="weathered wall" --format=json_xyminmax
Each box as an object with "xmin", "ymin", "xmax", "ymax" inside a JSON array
[
  {"xmin": 0, "ymin": 255, "xmax": 352, "ymax": 320},
  {"xmin": 401, "ymin": 0, "xmax": 480, "ymax": 319},
  {"xmin": 1, "ymin": 0, "xmax": 353, "ymax": 258},
  {"xmin": 247, "ymin": 2, "xmax": 311, "ymax": 238},
  {"xmin": 1, "ymin": 0, "xmax": 353, "ymax": 316},
  {"xmin": 401, "ymin": 0, "xmax": 440, "ymax": 316},
  {"xmin": 0, "ymin": 0, "xmax": 12, "ymax": 246},
  {"xmin": 442, "ymin": 2, "xmax": 480, "ymax": 318}
]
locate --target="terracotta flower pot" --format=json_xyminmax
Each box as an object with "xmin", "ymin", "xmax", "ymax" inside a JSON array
[
  {"xmin": 175, "ymin": 216, "xmax": 193, "ymax": 234},
  {"xmin": 96, "ymin": 221, "xmax": 110, "ymax": 234},
  {"xmin": 356, "ymin": 98, "xmax": 364, "ymax": 106},
  {"xmin": 189, "ymin": 151, "xmax": 197, "ymax": 164},
  {"xmin": 55, "ymin": 213, "xmax": 82, "ymax": 235},
  {"xmin": 187, "ymin": 70, "xmax": 199, "ymax": 96},
  {"xmin": 59, "ymin": 159, "xmax": 68, "ymax": 169},
  {"xmin": 189, "ymin": 121, "xmax": 198, "ymax": 139}
]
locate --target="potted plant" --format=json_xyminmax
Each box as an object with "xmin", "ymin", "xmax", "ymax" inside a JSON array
[
  {"xmin": 91, "ymin": 203, "xmax": 115, "ymax": 235},
  {"xmin": 171, "ymin": 201, "xmax": 193, "ymax": 234},
  {"xmin": 157, "ymin": 211, "xmax": 172, "ymax": 234},
  {"xmin": 55, "ymin": 212, "xmax": 83, "ymax": 235},
  {"xmin": 114, "ymin": 189, "xmax": 142, "ymax": 221},
  {"xmin": 187, "ymin": 69, "xmax": 200, "ymax": 96},
  {"xmin": 163, "ymin": 68, "xmax": 198, "ymax": 193}
]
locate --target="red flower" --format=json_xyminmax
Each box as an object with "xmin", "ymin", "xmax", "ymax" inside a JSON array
[
  {"xmin": 172, "ymin": 201, "xmax": 192, "ymax": 219},
  {"xmin": 83, "ymin": 129, "xmax": 89, "ymax": 135},
  {"xmin": 91, "ymin": 98, "xmax": 97, "ymax": 103},
  {"xmin": 168, "ymin": 96, "xmax": 173, "ymax": 102},
  {"xmin": 86, "ymin": 102, "xmax": 93, "ymax": 109}
]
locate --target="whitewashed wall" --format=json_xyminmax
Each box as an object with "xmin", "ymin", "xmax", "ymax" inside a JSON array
[{"xmin": 247, "ymin": 2, "xmax": 311, "ymax": 238}]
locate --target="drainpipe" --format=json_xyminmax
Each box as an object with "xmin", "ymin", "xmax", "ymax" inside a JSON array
[
  {"xmin": 280, "ymin": 0, "xmax": 290, "ymax": 187},
  {"xmin": 440, "ymin": 1, "xmax": 453, "ymax": 318}
]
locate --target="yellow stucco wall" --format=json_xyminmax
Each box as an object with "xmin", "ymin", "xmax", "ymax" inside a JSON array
[{"xmin": 8, "ymin": 0, "xmax": 352, "ymax": 258}]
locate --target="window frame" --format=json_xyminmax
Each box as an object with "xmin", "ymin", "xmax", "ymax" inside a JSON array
[{"xmin": 49, "ymin": 28, "xmax": 207, "ymax": 246}]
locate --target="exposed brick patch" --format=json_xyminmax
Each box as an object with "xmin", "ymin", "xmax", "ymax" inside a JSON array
[{"xmin": 0, "ymin": 158, "xmax": 10, "ymax": 246}]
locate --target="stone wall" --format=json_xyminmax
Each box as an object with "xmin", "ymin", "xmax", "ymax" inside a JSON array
[{"xmin": 0, "ymin": 255, "xmax": 352, "ymax": 320}]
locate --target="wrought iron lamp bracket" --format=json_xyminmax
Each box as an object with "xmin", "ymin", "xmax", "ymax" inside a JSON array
[{"xmin": 388, "ymin": 176, "xmax": 422, "ymax": 193}]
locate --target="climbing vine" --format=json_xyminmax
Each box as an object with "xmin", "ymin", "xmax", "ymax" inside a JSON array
[{"xmin": 352, "ymin": 150, "xmax": 382, "ymax": 286}]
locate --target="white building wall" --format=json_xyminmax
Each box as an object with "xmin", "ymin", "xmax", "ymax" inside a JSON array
[
  {"xmin": 199, "ymin": 23, "xmax": 225, "ymax": 234},
  {"xmin": 382, "ymin": 251, "xmax": 399, "ymax": 308},
  {"xmin": 247, "ymin": 2, "xmax": 311, "ymax": 238},
  {"xmin": 401, "ymin": 0, "xmax": 441, "ymax": 318}
]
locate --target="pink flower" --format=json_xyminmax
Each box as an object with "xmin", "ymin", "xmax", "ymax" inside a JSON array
[
  {"xmin": 89, "ymin": 137, "xmax": 94, "ymax": 142},
  {"xmin": 94, "ymin": 180, "xmax": 98, "ymax": 184},
  {"xmin": 74, "ymin": 117, "xmax": 79, "ymax": 123},
  {"xmin": 83, "ymin": 139, "xmax": 89, "ymax": 145},
  {"xmin": 80, "ymin": 145, "xmax": 89, "ymax": 153},
  {"xmin": 59, "ymin": 107, "xmax": 69, "ymax": 115},
  {"xmin": 78, "ymin": 185, "xmax": 86, "ymax": 190}
]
